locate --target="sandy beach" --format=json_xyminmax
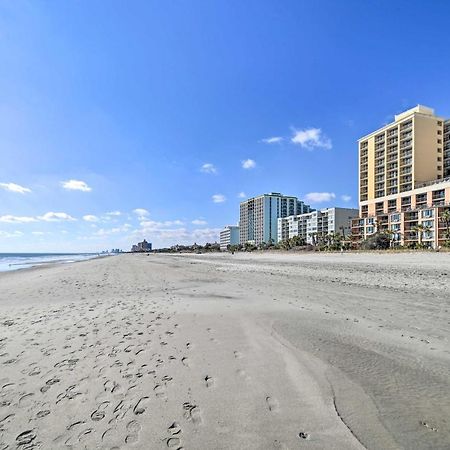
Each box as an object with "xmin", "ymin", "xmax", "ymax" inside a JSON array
[{"xmin": 0, "ymin": 252, "xmax": 449, "ymax": 450}]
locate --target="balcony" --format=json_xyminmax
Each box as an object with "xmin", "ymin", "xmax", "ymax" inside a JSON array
[
  {"xmin": 400, "ymin": 120, "xmax": 413, "ymax": 130},
  {"xmin": 404, "ymin": 212, "xmax": 419, "ymax": 221}
]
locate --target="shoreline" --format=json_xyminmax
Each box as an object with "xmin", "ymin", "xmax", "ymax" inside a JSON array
[
  {"xmin": 0, "ymin": 253, "xmax": 110, "ymax": 275},
  {"xmin": 0, "ymin": 253, "xmax": 448, "ymax": 449}
]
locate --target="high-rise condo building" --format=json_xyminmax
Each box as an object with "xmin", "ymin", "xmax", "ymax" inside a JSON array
[
  {"xmin": 239, "ymin": 193, "xmax": 312, "ymax": 245},
  {"xmin": 444, "ymin": 120, "xmax": 450, "ymax": 177},
  {"xmin": 278, "ymin": 207, "xmax": 358, "ymax": 244},
  {"xmin": 359, "ymin": 105, "xmax": 447, "ymax": 215},
  {"xmin": 220, "ymin": 225, "xmax": 240, "ymax": 251},
  {"xmin": 352, "ymin": 105, "xmax": 450, "ymax": 248}
]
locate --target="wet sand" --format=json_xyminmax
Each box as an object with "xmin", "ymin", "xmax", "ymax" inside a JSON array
[{"xmin": 0, "ymin": 252, "xmax": 449, "ymax": 449}]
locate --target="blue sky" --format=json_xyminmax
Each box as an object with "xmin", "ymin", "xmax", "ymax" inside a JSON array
[{"xmin": 1, "ymin": 0, "xmax": 450, "ymax": 252}]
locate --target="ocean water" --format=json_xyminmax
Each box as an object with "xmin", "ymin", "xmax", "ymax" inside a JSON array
[{"xmin": 0, "ymin": 253, "xmax": 100, "ymax": 272}]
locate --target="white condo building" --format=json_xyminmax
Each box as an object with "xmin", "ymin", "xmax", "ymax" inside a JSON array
[
  {"xmin": 220, "ymin": 225, "xmax": 240, "ymax": 251},
  {"xmin": 278, "ymin": 207, "xmax": 359, "ymax": 244},
  {"xmin": 240, "ymin": 193, "xmax": 313, "ymax": 245}
]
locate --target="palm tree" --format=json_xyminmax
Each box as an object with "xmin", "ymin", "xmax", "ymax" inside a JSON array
[
  {"xmin": 440, "ymin": 209, "xmax": 450, "ymax": 244},
  {"xmin": 413, "ymin": 224, "xmax": 431, "ymax": 247},
  {"xmin": 309, "ymin": 232, "xmax": 318, "ymax": 247},
  {"xmin": 412, "ymin": 224, "xmax": 424, "ymax": 247}
]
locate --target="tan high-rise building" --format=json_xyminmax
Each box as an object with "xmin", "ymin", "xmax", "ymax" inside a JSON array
[
  {"xmin": 352, "ymin": 105, "xmax": 450, "ymax": 248},
  {"xmin": 359, "ymin": 105, "xmax": 446, "ymax": 216}
]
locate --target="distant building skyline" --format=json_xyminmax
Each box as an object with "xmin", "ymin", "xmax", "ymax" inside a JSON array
[
  {"xmin": 239, "ymin": 193, "xmax": 313, "ymax": 245},
  {"xmin": 278, "ymin": 207, "xmax": 358, "ymax": 244},
  {"xmin": 131, "ymin": 239, "xmax": 152, "ymax": 252}
]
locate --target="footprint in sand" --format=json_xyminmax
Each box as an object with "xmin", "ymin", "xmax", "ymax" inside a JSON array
[
  {"xmin": 166, "ymin": 437, "xmax": 182, "ymax": 448},
  {"xmin": 183, "ymin": 402, "xmax": 202, "ymax": 425},
  {"xmin": 125, "ymin": 420, "xmax": 142, "ymax": 443},
  {"xmin": 78, "ymin": 428, "xmax": 93, "ymax": 443},
  {"xmin": 233, "ymin": 351, "xmax": 243, "ymax": 359},
  {"xmin": 16, "ymin": 430, "xmax": 37, "ymax": 447},
  {"xmin": 181, "ymin": 357, "xmax": 190, "ymax": 368},
  {"xmin": 168, "ymin": 422, "xmax": 182, "ymax": 435},
  {"xmin": 36, "ymin": 410, "xmax": 50, "ymax": 419},
  {"xmin": 18, "ymin": 393, "xmax": 34, "ymax": 407},
  {"xmin": 265, "ymin": 396, "xmax": 279, "ymax": 412},
  {"xmin": 133, "ymin": 396, "xmax": 150, "ymax": 415},
  {"xmin": 91, "ymin": 410, "xmax": 106, "ymax": 421},
  {"xmin": 154, "ymin": 384, "xmax": 167, "ymax": 400},
  {"xmin": 204, "ymin": 375, "xmax": 214, "ymax": 388},
  {"xmin": 2, "ymin": 383, "xmax": 15, "ymax": 392}
]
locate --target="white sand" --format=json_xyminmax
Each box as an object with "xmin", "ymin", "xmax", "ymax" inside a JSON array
[{"xmin": 0, "ymin": 252, "xmax": 449, "ymax": 449}]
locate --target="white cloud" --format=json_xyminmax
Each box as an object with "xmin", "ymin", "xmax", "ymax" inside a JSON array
[
  {"xmin": 200, "ymin": 163, "xmax": 217, "ymax": 174},
  {"xmin": 305, "ymin": 192, "xmax": 336, "ymax": 203},
  {"xmin": 237, "ymin": 192, "xmax": 247, "ymax": 199},
  {"xmin": 39, "ymin": 212, "xmax": 76, "ymax": 222},
  {"xmin": 212, "ymin": 194, "xmax": 226, "ymax": 203},
  {"xmin": 341, "ymin": 195, "xmax": 352, "ymax": 202},
  {"xmin": 140, "ymin": 220, "xmax": 184, "ymax": 229},
  {"xmin": 192, "ymin": 219, "xmax": 207, "ymax": 226},
  {"xmin": 291, "ymin": 128, "xmax": 332, "ymax": 150},
  {"xmin": 191, "ymin": 228, "xmax": 221, "ymax": 241},
  {"xmin": 94, "ymin": 224, "xmax": 131, "ymax": 237},
  {"xmin": 0, "ymin": 230, "xmax": 24, "ymax": 238},
  {"xmin": 261, "ymin": 136, "xmax": 283, "ymax": 144},
  {"xmin": 83, "ymin": 215, "xmax": 99, "ymax": 222},
  {"xmin": 61, "ymin": 179, "xmax": 92, "ymax": 192},
  {"xmin": 105, "ymin": 211, "xmax": 121, "ymax": 216},
  {"xmin": 31, "ymin": 231, "xmax": 46, "ymax": 236},
  {"xmin": 133, "ymin": 208, "xmax": 150, "ymax": 219},
  {"xmin": 0, "ymin": 182, "xmax": 32, "ymax": 194},
  {"xmin": 242, "ymin": 159, "xmax": 256, "ymax": 169},
  {"xmin": 0, "ymin": 215, "xmax": 37, "ymax": 223}
]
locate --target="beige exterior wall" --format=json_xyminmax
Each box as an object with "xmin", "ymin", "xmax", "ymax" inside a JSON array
[
  {"xmin": 413, "ymin": 114, "xmax": 443, "ymax": 184},
  {"xmin": 358, "ymin": 106, "xmax": 445, "ymax": 208}
]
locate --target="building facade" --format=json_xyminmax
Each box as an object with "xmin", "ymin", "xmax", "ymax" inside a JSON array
[
  {"xmin": 352, "ymin": 179, "xmax": 450, "ymax": 247},
  {"xmin": 220, "ymin": 225, "xmax": 240, "ymax": 251},
  {"xmin": 239, "ymin": 193, "xmax": 312, "ymax": 245},
  {"xmin": 359, "ymin": 105, "xmax": 448, "ymax": 215},
  {"xmin": 352, "ymin": 105, "xmax": 450, "ymax": 248},
  {"xmin": 278, "ymin": 207, "xmax": 358, "ymax": 244},
  {"xmin": 131, "ymin": 239, "xmax": 152, "ymax": 252}
]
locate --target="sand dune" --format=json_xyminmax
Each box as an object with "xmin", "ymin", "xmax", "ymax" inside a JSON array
[{"xmin": 0, "ymin": 252, "xmax": 449, "ymax": 449}]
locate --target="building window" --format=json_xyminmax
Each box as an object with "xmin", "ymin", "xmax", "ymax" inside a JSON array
[{"xmin": 422, "ymin": 210, "xmax": 434, "ymax": 218}]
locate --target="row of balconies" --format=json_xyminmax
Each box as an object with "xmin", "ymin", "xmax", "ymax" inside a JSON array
[{"xmin": 400, "ymin": 120, "xmax": 413, "ymax": 130}]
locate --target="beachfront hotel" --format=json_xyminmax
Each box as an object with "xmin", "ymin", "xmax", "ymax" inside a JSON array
[
  {"xmin": 352, "ymin": 105, "xmax": 450, "ymax": 248},
  {"xmin": 220, "ymin": 225, "xmax": 240, "ymax": 251},
  {"xmin": 278, "ymin": 207, "xmax": 358, "ymax": 244},
  {"xmin": 239, "ymin": 193, "xmax": 312, "ymax": 245}
]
